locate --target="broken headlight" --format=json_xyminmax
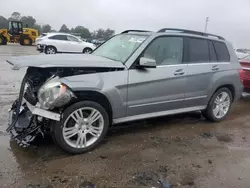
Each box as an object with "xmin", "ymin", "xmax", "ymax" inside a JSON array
[{"xmin": 38, "ymin": 77, "xmax": 74, "ymax": 110}]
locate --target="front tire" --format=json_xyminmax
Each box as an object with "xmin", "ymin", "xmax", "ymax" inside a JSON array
[
  {"xmin": 82, "ymin": 47, "xmax": 92, "ymax": 54},
  {"xmin": 54, "ymin": 101, "xmax": 109, "ymax": 154},
  {"xmin": 45, "ymin": 46, "xmax": 57, "ymax": 54},
  {"xmin": 203, "ymin": 88, "xmax": 232, "ymax": 122}
]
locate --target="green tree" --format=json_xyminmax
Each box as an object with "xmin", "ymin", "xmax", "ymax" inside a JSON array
[
  {"xmin": 59, "ymin": 24, "xmax": 70, "ymax": 33},
  {"xmin": 33, "ymin": 24, "xmax": 41, "ymax": 33},
  {"xmin": 9, "ymin": 12, "xmax": 21, "ymax": 21},
  {"xmin": 92, "ymin": 28, "xmax": 115, "ymax": 39},
  {"xmin": 73, "ymin": 25, "xmax": 91, "ymax": 38},
  {"xmin": 41, "ymin": 24, "xmax": 52, "ymax": 33},
  {"xmin": 20, "ymin": 16, "xmax": 36, "ymax": 28},
  {"xmin": 104, "ymin": 28, "xmax": 115, "ymax": 39}
]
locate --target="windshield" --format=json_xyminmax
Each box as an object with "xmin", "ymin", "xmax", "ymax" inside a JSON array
[{"xmin": 92, "ymin": 34, "xmax": 148, "ymax": 63}]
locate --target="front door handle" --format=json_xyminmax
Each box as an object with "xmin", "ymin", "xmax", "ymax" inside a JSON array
[
  {"xmin": 212, "ymin": 65, "xmax": 219, "ymax": 71},
  {"xmin": 174, "ymin": 69, "xmax": 185, "ymax": 76}
]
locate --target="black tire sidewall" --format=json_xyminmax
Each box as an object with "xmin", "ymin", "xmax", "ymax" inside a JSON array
[
  {"xmin": 83, "ymin": 47, "xmax": 92, "ymax": 54},
  {"xmin": 54, "ymin": 101, "xmax": 109, "ymax": 154},
  {"xmin": 204, "ymin": 88, "xmax": 232, "ymax": 122}
]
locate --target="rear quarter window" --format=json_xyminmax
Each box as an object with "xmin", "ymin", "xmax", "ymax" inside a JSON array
[{"xmin": 213, "ymin": 41, "xmax": 230, "ymax": 62}]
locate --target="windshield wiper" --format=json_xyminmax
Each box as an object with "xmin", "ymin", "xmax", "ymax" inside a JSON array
[{"xmin": 97, "ymin": 55, "xmax": 122, "ymax": 63}]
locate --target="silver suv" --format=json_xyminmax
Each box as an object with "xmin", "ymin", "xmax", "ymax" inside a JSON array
[{"xmin": 7, "ymin": 28, "xmax": 243, "ymax": 154}]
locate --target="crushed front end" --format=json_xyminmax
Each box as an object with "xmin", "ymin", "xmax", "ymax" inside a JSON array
[{"xmin": 7, "ymin": 67, "xmax": 74, "ymax": 147}]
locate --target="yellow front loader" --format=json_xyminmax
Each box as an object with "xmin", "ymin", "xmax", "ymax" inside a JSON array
[{"xmin": 0, "ymin": 21, "xmax": 39, "ymax": 46}]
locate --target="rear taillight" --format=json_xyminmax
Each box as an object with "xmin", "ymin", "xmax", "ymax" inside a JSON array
[{"xmin": 238, "ymin": 68, "xmax": 244, "ymax": 83}]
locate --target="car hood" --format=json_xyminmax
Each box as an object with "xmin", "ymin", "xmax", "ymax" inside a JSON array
[{"xmin": 7, "ymin": 54, "xmax": 125, "ymax": 70}]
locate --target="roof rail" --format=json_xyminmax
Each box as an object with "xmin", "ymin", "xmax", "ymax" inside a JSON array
[
  {"xmin": 157, "ymin": 28, "xmax": 225, "ymax": 40},
  {"xmin": 121, "ymin": 30, "xmax": 151, "ymax": 34}
]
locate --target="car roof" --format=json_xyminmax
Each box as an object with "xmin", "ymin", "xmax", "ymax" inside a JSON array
[
  {"xmin": 46, "ymin": 32, "xmax": 78, "ymax": 37},
  {"xmin": 120, "ymin": 28, "xmax": 226, "ymax": 42}
]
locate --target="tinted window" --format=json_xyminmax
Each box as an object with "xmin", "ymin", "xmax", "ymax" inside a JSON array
[
  {"xmin": 49, "ymin": 35, "xmax": 67, "ymax": 40},
  {"xmin": 67, "ymin": 35, "xmax": 79, "ymax": 42},
  {"xmin": 208, "ymin": 41, "xmax": 217, "ymax": 62},
  {"xmin": 142, "ymin": 37, "xmax": 183, "ymax": 65},
  {"xmin": 187, "ymin": 38, "xmax": 209, "ymax": 63},
  {"xmin": 213, "ymin": 41, "xmax": 230, "ymax": 62}
]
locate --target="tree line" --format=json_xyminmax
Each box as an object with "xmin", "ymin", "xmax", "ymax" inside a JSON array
[{"xmin": 0, "ymin": 12, "xmax": 115, "ymax": 39}]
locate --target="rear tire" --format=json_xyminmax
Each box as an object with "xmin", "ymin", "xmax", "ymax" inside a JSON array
[
  {"xmin": 83, "ymin": 47, "xmax": 92, "ymax": 54},
  {"xmin": 202, "ymin": 88, "xmax": 232, "ymax": 122},
  {"xmin": 54, "ymin": 101, "xmax": 109, "ymax": 154},
  {"xmin": 45, "ymin": 46, "xmax": 57, "ymax": 54}
]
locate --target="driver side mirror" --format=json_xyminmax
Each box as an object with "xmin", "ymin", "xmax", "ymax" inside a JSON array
[{"xmin": 138, "ymin": 57, "xmax": 157, "ymax": 68}]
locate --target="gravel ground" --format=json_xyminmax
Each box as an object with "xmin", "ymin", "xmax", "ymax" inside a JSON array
[{"xmin": 1, "ymin": 44, "xmax": 250, "ymax": 188}]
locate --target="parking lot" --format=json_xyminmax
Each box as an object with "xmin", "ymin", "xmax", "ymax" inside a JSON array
[{"xmin": 1, "ymin": 44, "xmax": 250, "ymax": 188}]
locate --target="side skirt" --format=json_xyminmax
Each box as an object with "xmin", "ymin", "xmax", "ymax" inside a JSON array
[{"xmin": 113, "ymin": 106, "xmax": 206, "ymax": 124}]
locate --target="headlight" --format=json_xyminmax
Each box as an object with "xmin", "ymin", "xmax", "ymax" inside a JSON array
[
  {"xmin": 36, "ymin": 39, "xmax": 42, "ymax": 43},
  {"xmin": 38, "ymin": 77, "xmax": 74, "ymax": 110}
]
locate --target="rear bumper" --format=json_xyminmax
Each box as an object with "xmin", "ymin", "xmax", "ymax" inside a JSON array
[
  {"xmin": 243, "ymin": 87, "xmax": 250, "ymax": 93},
  {"xmin": 242, "ymin": 79, "xmax": 250, "ymax": 90}
]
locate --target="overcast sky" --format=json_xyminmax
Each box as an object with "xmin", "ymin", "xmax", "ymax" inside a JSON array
[{"xmin": 1, "ymin": 0, "xmax": 250, "ymax": 48}]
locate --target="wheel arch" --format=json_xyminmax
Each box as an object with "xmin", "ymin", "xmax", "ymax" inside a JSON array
[
  {"xmin": 82, "ymin": 47, "xmax": 93, "ymax": 53},
  {"xmin": 212, "ymin": 84, "xmax": 235, "ymax": 101},
  {"xmin": 45, "ymin": 45, "xmax": 57, "ymax": 53},
  {"xmin": 73, "ymin": 90, "xmax": 113, "ymax": 124}
]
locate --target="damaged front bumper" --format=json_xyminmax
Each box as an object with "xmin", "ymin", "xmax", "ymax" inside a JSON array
[
  {"xmin": 8, "ymin": 99, "xmax": 61, "ymax": 147},
  {"xmin": 7, "ymin": 69, "xmax": 74, "ymax": 147},
  {"xmin": 7, "ymin": 73, "xmax": 61, "ymax": 147}
]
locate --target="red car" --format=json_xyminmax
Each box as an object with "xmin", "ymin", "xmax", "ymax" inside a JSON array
[{"xmin": 239, "ymin": 54, "xmax": 250, "ymax": 93}]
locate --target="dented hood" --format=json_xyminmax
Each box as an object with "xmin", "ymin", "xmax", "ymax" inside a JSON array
[{"xmin": 7, "ymin": 54, "xmax": 125, "ymax": 70}]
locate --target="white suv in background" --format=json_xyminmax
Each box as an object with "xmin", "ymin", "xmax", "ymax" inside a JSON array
[{"xmin": 37, "ymin": 33, "xmax": 96, "ymax": 54}]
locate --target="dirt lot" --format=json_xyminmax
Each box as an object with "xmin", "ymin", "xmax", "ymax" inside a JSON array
[{"xmin": 1, "ymin": 44, "xmax": 250, "ymax": 188}]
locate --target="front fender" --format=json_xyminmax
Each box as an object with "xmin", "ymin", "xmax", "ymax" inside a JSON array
[{"xmin": 60, "ymin": 70, "xmax": 128, "ymax": 119}]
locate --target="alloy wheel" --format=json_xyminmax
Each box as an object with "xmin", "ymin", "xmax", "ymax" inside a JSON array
[
  {"xmin": 62, "ymin": 107, "xmax": 104, "ymax": 149},
  {"xmin": 212, "ymin": 91, "xmax": 230, "ymax": 119},
  {"xmin": 47, "ymin": 48, "xmax": 56, "ymax": 54}
]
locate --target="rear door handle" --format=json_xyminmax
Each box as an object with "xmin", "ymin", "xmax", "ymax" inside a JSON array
[
  {"xmin": 212, "ymin": 65, "xmax": 219, "ymax": 71},
  {"xmin": 174, "ymin": 69, "xmax": 185, "ymax": 76}
]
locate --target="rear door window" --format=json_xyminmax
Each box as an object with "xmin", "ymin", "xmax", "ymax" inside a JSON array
[
  {"xmin": 49, "ymin": 35, "xmax": 67, "ymax": 41},
  {"xmin": 67, "ymin": 35, "xmax": 79, "ymax": 42},
  {"xmin": 213, "ymin": 41, "xmax": 230, "ymax": 62},
  {"xmin": 187, "ymin": 38, "xmax": 209, "ymax": 63}
]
